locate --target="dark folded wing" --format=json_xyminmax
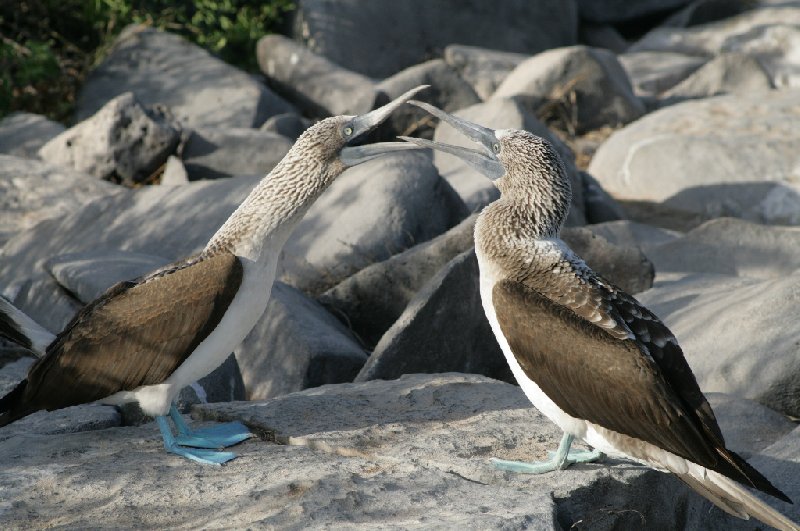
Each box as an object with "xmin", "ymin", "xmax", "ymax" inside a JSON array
[{"xmin": 20, "ymin": 253, "xmax": 243, "ymax": 413}]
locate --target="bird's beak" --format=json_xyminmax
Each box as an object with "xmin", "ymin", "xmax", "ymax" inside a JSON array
[
  {"xmin": 339, "ymin": 85, "xmax": 429, "ymax": 167},
  {"xmin": 398, "ymin": 101, "xmax": 505, "ymax": 181}
]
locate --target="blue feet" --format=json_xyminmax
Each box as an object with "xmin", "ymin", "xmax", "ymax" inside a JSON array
[
  {"xmin": 490, "ymin": 432, "xmax": 605, "ymax": 474},
  {"xmin": 154, "ymin": 404, "xmax": 253, "ymax": 465}
]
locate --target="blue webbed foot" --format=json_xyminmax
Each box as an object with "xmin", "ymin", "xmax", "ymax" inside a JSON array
[
  {"xmin": 169, "ymin": 404, "xmax": 252, "ymax": 449},
  {"xmin": 490, "ymin": 432, "xmax": 604, "ymax": 474},
  {"xmin": 157, "ymin": 416, "xmax": 237, "ymax": 465}
]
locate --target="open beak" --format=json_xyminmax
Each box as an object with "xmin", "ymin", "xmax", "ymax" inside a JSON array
[
  {"xmin": 339, "ymin": 85, "xmax": 429, "ymax": 167},
  {"xmin": 398, "ymin": 101, "xmax": 505, "ymax": 181}
]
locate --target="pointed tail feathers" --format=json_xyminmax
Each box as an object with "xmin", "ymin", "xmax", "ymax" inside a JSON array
[
  {"xmin": 678, "ymin": 468, "xmax": 798, "ymax": 531},
  {"xmin": 0, "ymin": 296, "xmax": 54, "ymax": 355}
]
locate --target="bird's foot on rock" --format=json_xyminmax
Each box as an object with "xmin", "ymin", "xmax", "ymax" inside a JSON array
[
  {"xmin": 490, "ymin": 432, "xmax": 604, "ymax": 474},
  {"xmin": 169, "ymin": 404, "xmax": 252, "ymax": 449},
  {"xmin": 156, "ymin": 416, "xmax": 237, "ymax": 465}
]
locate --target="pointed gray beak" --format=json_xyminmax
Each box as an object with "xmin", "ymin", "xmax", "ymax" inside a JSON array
[
  {"xmin": 399, "ymin": 101, "xmax": 505, "ymax": 181},
  {"xmin": 339, "ymin": 85, "xmax": 429, "ymax": 167}
]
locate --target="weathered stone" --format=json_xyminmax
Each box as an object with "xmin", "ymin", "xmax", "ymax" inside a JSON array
[
  {"xmin": 619, "ymin": 51, "xmax": 707, "ymax": 97},
  {"xmin": 581, "ymin": 171, "xmax": 627, "ymax": 224},
  {"xmin": 661, "ymin": 0, "xmax": 758, "ymax": 29},
  {"xmin": 588, "ymin": 89, "xmax": 800, "ymax": 223},
  {"xmin": 0, "ymin": 155, "xmax": 119, "ymax": 247},
  {"xmin": 182, "ymin": 128, "xmax": 293, "ymax": 180},
  {"xmin": 644, "ymin": 218, "xmax": 800, "ymax": 280},
  {"xmin": 278, "ymin": 151, "xmax": 469, "ymax": 294},
  {"xmin": 561, "ymin": 227, "xmax": 655, "ymax": 294},
  {"xmin": 39, "ymin": 92, "xmax": 180, "ymax": 185},
  {"xmin": 235, "ymin": 282, "xmax": 367, "ymax": 401},
  {"xmin": 582, "ymin": 220, "xmax": 681, "ymax": 250},
  {"xmin": 319, "ymin": 214, "xmax": 478, "ymax": 349},
  {"xmin": 443, "ymin": 45, "xmax": 528, "ymax": 101},
  {"xmin": 77, "ymin": 25, "xmax": 293, "ymax": 129},
  {"xmin": 0, "ymin": 112, "xmax": 65, "ymax": 159},
  {"xmin": 578, "ymin": 22, "xmax": 630, "ymax": 54},
  {"xmin": 3, "ymin": 273, "xmax": 81, "ymax": 336},
  {"xmin": 259, "ymin": 113, "xmax": 311, "ymax": 140},
  {"xmin": 355, "ymin": 251, "xmax": 511, "ymax": 384},
  {"xmin": 160, "ymin": 155, "xmax": 189, "ymax": 186},
  {"xmin": 292, "ymin": 0, "xmax": 578, "ymax": 78},
  {"xmin": 637, "ymin": 272, "xmax": 800, "ymax": 417},
  {"xmin": 257, "ymin": 34, "xmax": 376, "ymax": 117},
  {"xmin": 374, "ymin": 60, "xmax": 481, "ymax": 139},
  {"xmin": 45, "ymin": 250, "xmax": 169, "ymax": 303},
  {"xmin": 494, "ymin": 45, "xmax": 645, "ymax": 134},
  {"xmin": 661, "ymin": 52, "xmax": 774, "ymax": 103},
  {"xmin": 576, "ymin": 0, "xmax": 692, "ymax": 23}
]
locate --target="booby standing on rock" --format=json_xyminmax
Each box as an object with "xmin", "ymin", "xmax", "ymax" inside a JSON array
[
  {"xmin": 401, "ymin": 101, "xmax": 798, "ymax": 531},
  {"xmin": 0, "ymin": 85, "xmax": 427, "ymax": 465}
]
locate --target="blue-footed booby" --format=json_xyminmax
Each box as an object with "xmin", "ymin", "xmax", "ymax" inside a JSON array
[
  {"xmin": 401, "ymin": 101, "xmax": 798, "ymax": 531},
  {"xmin": 0, "ymin": 85, "xmax": 427, "ymax": 465}
]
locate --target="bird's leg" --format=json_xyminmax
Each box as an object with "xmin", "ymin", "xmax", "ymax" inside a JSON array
[
  {"xmin": 156, "ymin": 415, "xmax": 236, "ymax": 465},
  {"xmin": 169, "ymin": 403, "xmax": 252, "ymax": 449},
  {"xmin": 490, "ymin": 432, "xmax": 604, "ymax": 474}
]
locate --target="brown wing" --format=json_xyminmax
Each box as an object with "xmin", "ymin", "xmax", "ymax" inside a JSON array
[
  {"xmin": 17, "ymin": 252, "xmax": 243, "ymax": 415},
  {"xmin": 494, "ymin": 279, "xmax": 789, "ymax": 500}
]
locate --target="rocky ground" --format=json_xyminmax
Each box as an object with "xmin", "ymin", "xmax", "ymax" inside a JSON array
[{"xmin": 1, "ymin": 0, "xmax": 799, "ymax": 529}]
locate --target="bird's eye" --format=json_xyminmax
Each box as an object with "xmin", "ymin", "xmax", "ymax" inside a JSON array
[
  {"xmin": 493, "ymin": 143, "xmax": 501, "ymax": 154},
  {"xmin": 344, "ymin": 126, "xmax": 354, "ymax": 136}
]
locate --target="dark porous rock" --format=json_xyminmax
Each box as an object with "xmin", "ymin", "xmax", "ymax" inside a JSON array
[
  {"xmin": 660, "ymin": 51, "xmax": 774, "ymax": 104},
  {"xmin": 0, "ymin": 155, "xmax": 119, "ymax": 248},
  {"xmin": 77, "ymin": 25, "xmax": 293, "ymax": 129},
  {"xmin": 260, "ymin": 113, "xmax": 312, "ymax": 140},
  {"xmin": 355, "ymin": 250, "xmax": 512, "ymax": 384},
  {"xmin": 644, "ymin": 217, "xmax": 800, "ymax": 280},
  {"xmin": 257, "ymin": 34, "xmax": 376, "ymax": 117},
  {"xmin": 619, "ymin": 51, "xmax": 707, "ymax": 97},
  {"xmin": 494, "ymin": 45, "xmax": 645, "ymax": 134},
  {"xmin": 581, "ymin": 171, "xmax": 627, "ymax": 224},
  {"xmin": 45, "ymin": 250, "xmax": 169, "ymax": 303},
  {"xmin": 374, "ymin": 59, "xmax": 481, "ymax": 139},
  {"xmin": 576, "ymin": 0, "xmax": 692, "ymax": 23},
  {"xmin": 0, "ymin": 112, "xmax": 65, "ymax": 159},
  {"xmin": 291, "ymin": 0, "xmax": 578, "ymax": 78},
  {"xmin": 443, "ymin": 45, "xmax": 528, "ymax": 101},
  {"xmin": 235, "ymin": 282, "xmax": 368, "ymax": 400},
  {"xmin": 39, "ymin": 92, "xmax": 180, "ymax": 185},
  {"xmin": 182, "ymin": 128, "xmax": 293, "ymax": 180},
  {"xmin": 278, "ymin": 151, "xmax": 469, "ymax": 294},
  {"xmin": 561, "ymin": 227, "xmax": 655, "ymax": 294},
  {"xmin": 319, "ymin": 214, "xmax": 478, "ymax": 349}
]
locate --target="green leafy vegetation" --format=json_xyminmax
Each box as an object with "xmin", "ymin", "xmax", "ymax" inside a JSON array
[{"xmin": 0, "ymin": 0, "xmax": 294, "ymax": 122}]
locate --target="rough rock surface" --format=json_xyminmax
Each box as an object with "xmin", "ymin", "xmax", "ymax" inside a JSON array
[
  {"xmin": 0, "ymin": 112, "xmax": 65, "ymax": 159},
  {"xmin": 257, "ymin": 34, "xmax": 376, "ymax": 117},
  {"xmin": 77, "ymin": 25, "xmax": 293, "ymax": 129},
  {"xmin": 443, "ymin": 45, "xmax": 528, "ymax": 101},
  {"xmin": 319, "ymin": 214, "xmax": 477, "ymax": 349},
  {"xmin": 40, "ymin": 92, "xmax": 180, "ymax": 185},
  {"xmin": 235, "ymin": 282, "xmax": 368, "ymax": 401},
  {"xmin": 583, "ymin": 220, "xmax": 681, "ymax": 251},
  {"xmin": 494, "ymin": 45, "xmax": 645, "ymax": 134},
  {"xmin": 182, "ymin": 127, "xmax": 293, "ymax": 180},
  {"xmin": 291, "ymin": 0, "xmax": 578, "ymax": 78},
  {"xmin": 259, "ymin": 113, "xmax": 311, "ymax": 140},
  {"xmin": 619, "ymin": 51, "xmax": 707, "ymax": 97},
  {"xmin": 661, "ymin": 52, "xmax": 774, "ymax": 103},
  {"xmin": 588, "ymin": 89, "xmax": 800, "ymax": 223}
]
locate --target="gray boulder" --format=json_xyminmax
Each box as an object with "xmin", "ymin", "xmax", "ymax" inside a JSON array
[
  {"xmin": 638, "ymin": 272, "xmax": 800, "ymax": 417},
  {"xmin": 235, "ymin": 282, "xmax": 368, "ymax": 401},
  {"xmin": 260, "ymin": 113, "xmax": 311, "ymax": 140},
  {"xmin": 588, "ymin": 89, "xmax": 800, "ymax": 223},
  {"xmin": 319, "ymin": 214, "xmax": 478, "ymax": 349},
  {"xmin": 0, "ymin": 155, "xmax": 119, "ymax": 248},
  {"xmin": 645, "ymin": 217, "xmax": 800, "ymax": 280},
  {"xmin": 40, "ymin": 92, "xmax": 180, "ymax": 185},
  {"xmin": 661, "ymin": 52, "xmax": 774, "ymax": 103},
  {"xmin": 579, "ymin": 23, "xmax": 629, "ymax": 54},
  {"xmin": 494, "ymin": 45, "xmax": 646, "ymax": 134},
  {"xmin": 576, "ymin": 0, "xmax": 692, "ymax": 23},
  {"xmin": 619, "ymin": 51, "xmax": 707, "ymax": 97},
  {"xmin": 0, "ymin": 112, "xmax": 65, "ymax": 159},
  {"xmin": 257, "ymin": 34, "xmax": 376, "ymax": 117},
  {"xmin": 375, "ymin": 59, "xmax": 481, "ymax": 139},
  {"xmin": 583, "ymin": 219, "xmax": 681, "ymax": 250},
  {"xmin": 581, "ymin": 171, "xmax": 627, "ymax": 224},
  {"xmin": 278, "ymin": 151, "xmax": 469, "ymax": 294},
  {"xmin": 443, "ymin": 45, "xmax": 528, "ymax": 101},
  {"xmin": 291, "ymin": 0, "xmax": 578, "ymax": 78},
  {"xmin": 661, "ymin": 0, "xmax": 759, "ymax": 29},
  {"xmin": 182, "ymin": 128, "xmax": 293, "ymax": 180},
  {"xmin": 160, "ymin": 155, "xmax": 189, "ymax": 186},
  {"xmin": 77, "ymin": 25, "xmax": 293, "ymax": 129},
  {"xmin": 4, "ymin": 272, "xmax": 82, "ymax": 335}
]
